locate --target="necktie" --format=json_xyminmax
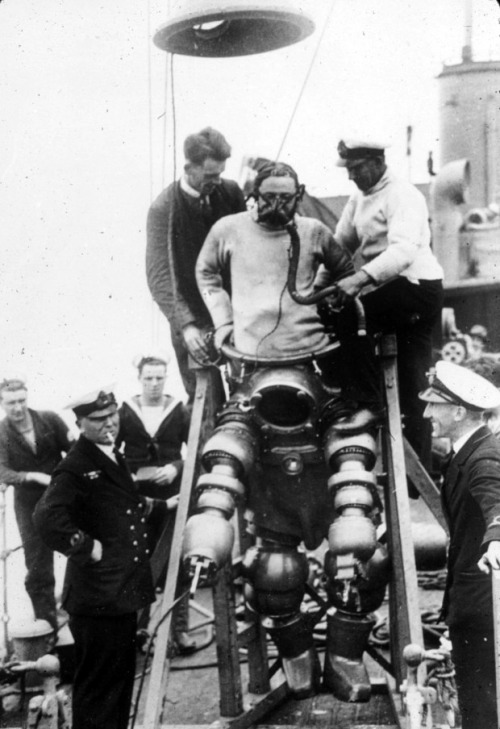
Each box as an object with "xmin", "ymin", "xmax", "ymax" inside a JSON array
[
  {"xmin": 441, "ymin": 449, "xmax": 455, "ymax": 475},
  {"xmin": 200, "ymin": 193, "xmax": 214, "ymax": 225}
]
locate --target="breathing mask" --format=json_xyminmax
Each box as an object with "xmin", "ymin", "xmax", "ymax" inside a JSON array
[{"xmin": 257, "ymin": 191, "xmax": 298, "ymax": 227}]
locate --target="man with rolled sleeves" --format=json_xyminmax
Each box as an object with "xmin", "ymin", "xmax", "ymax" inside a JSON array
[
  {"xmin": 33, "ymin": 387, "xmax": 167, "ymax": 729},
  {"xmin": 420, "ymin": 360, "xmax": 500, "ymax": 729},
  {"xmin": 319, "ymin": 138, "xmax": 444, "ymax": 469}
]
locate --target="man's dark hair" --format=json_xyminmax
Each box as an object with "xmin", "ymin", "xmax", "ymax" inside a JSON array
[
  {"xmin": 184, "ymin": 127, "xmax": 232, "ymax": 165},
  {"xmin": 137, "ymin": 356, "xmax": 168, "ymax": 375},
  {"xmin": 252, "ymin": 161, "xmax": 300, "ymax": 196}
]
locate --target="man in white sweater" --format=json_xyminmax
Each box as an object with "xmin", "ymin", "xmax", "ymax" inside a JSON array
[
  {"xmin": 330, "ymin": 139, "xmax": 444, "ymax": 470},
  {"xmin": 196, "ymin": 162, "xmax": 354, "ymax": 359}
]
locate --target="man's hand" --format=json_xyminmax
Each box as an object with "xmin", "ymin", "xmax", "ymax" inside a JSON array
[
  {"xmin": 151, "ymin": 464, "xmax": 178, "ymax": 486},
  {"xmin": 26, "ymin": 472, "xmax": 51, "ymax": 487},
  {"xmin": 336, "ymin": 270, "xmax": 373, "ymax": 300},
  {"xmin": 478, "ymin": 541, "xmax": 500, "ymax": 573},
  {"xmin": 90, "ymin": 539, "xmax": 103, "ymax": 563},
  {"xmin": 166, "ymin": 494, "xmax": 180, "ymax": 511},
  {"xmin": 182, "ymin": 324, "xmax": 211, "ymax": 361}
]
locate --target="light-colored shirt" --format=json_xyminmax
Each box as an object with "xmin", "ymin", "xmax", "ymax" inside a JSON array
[
  {"xmin": 96, "ymin": 443, "xmax": 117, "ymax": 463},
  {"xmin": 140, "ymin": 405, "xmax": 168, "ymax": 438},
  {"xmin": 180, "ymin": 175, "xmax": 201, "ymax": 198},
  {"xmin": 453, "ymin": 424, "xmax": 485, "ymax": 455},
  {"xmin": 335, "ymin": 168, "xmax": 443, "ymax": 285}
]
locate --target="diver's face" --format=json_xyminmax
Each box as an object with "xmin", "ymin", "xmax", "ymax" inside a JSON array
[{"xmin": 256, "ymin": 176, "xmax": 299, "ymax": 228}]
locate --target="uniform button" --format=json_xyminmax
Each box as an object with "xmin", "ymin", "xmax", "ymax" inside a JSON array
[
  {"xmin": 143, "ymin": 533, "xmax": 148, "ymax": 538},
  {"xmin": 133, "ymin": 557, "xmax": 139, "ymax": 562},
  {"xmin": 133, "ymin": 540, "xmax": 138, "ymax": 546},
  {"xmin": 126, "ymin": 509, "xmax": 132, "ymax": 515},
  {"xmin": 141, "ymin": 518, "xmax": 145, "ymax": 523},
  {"xmin": 130, "ymin": 525, "xmax": 135, "ymax": 530},
  {"xmin": 145, "ymin": 549, "xmax": 150, "ymax": 555}
]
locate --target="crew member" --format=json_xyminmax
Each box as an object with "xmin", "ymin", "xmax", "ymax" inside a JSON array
[
  {"xmin": 324, "ymin": 138, "xmax": 444, "ymax": 467},
  {"xmin": 116, "ymin": 351, "xmax": 189, "ymax": 499},
  {"xmin": 116, "ymin": 351, "xmax": 195, "ymax": 654},
  {"xmin": 146, "ymin": 127, "xmax": 246, "ymax": 400},
  {"xmin": 33, "ymin": 387, "xmax": 167, "ymax": 729},
  {"xmin": 421, "ymin": 360, "xmax": 500, "ymax": 729},
  {"xmin": 0, "ymin": 377, "xmax": 73, "ymax": 632}
]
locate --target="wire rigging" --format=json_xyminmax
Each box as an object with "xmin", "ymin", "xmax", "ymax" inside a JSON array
[{"xmin": 275, "ymin": 0, "xmax": 337, "ymax": 161}]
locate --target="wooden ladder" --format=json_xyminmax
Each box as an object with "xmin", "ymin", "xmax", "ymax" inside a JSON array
[{"xmin": 139, "ymin": 334, "xmax": 448, "ymax": 729}]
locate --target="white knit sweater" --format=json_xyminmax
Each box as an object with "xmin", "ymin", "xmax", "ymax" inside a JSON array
[
  {"xmin": 196, "ymin": 210, "xmax": 353, "ymax": 358},
  {"xmin": 335, "ymin": 169, "xmax": 443, "ymax": 284}
]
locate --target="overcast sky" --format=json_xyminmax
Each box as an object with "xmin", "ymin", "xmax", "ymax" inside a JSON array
[{"xmin": 0, "ymin": 0, "xmax": 498, "ymax": 410}]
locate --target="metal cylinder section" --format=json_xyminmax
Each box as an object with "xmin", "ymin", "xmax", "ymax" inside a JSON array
[
  {"xmin": 323, "ymin": 428, "xmax": 377, "ymax": 471},
  {"xmin": 182, "ymin": 418, "xmax": 257, "ymax": 583},
  {"xmin": 241, "ymin": 542, "xmax": 309, "ymax": 618},
  {"xmin": 248, "ymin": 367, "xmax": 322, "ymax": 430},
  {"xmin": 327, "ymin": 472, "xmax": 377, "ymax": 564},
  {"xmin": 324, "ymin": 428, "xmax": 379, "ymax": 568}
]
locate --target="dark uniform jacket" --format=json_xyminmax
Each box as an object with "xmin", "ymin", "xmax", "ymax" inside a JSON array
[
  {"xmin": 0, "ymin": 409, "xmax": 72, "ymax": 489},
  {"xmin": 441, "ymin": 425, "xmax": 500, "ymax": 629},
  {"xmin": 146, "ymin": 178, "xmax": 246, "ymax": 333},
  {"xmin": 33, "ymin": 435, "xmax": 166, "ymax": 616},
  {"xmin": 116, "ymin": 397, "xmax": 190, "ymax": 474}
]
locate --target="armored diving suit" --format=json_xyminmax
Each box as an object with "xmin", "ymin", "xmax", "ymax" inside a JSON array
[{"xmin": 182, "ymin": 165, "xmax": 390, "ymax": 701}]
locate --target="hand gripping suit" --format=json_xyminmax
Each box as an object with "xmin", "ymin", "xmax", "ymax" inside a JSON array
[{"xmin": 182, "ymin": 347, "xmax": 390, "ymax": 701}]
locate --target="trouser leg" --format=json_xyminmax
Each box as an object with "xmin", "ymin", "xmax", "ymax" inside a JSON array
[
  {"xmin": 362, "ymin": 278, "xmax": 443, "ymax": 468},
  {"xmin": 69, "ymin": 613, "xmax": 137, "ymax": 729},
  {"xmin": 14, "ymin": 488, "xmax": 57, "ymax": 630},
  {"xmin": 170, "ymin": 327, "xmax": 197, "ymax": 403},
  {"xmin": 449, "ymin": 626, "xmax": 497, "ymax": 729}
]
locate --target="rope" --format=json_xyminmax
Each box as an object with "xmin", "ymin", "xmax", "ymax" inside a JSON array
[
  {"xmin": 146, "ymin": 0, "xmax": 154, "ymax": 204},
  {"xmin": 161, "ymin": 53, "xmax": 170, "ymax": 190},
  {"xmin": 275, "ymin": 0, "xmax": 337, "ymax": 160},
  {"xmin": 170, "ymin": 54, "xmax": 178, "ymax": 184}
]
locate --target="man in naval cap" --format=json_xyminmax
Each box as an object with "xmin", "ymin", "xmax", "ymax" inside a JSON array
[
  {"xmin": 420, "ymin": 360, "xmax": 500, "ymax": 729},
  {"xmin": 34, "ymin": 386, "xmax": 168, "ymax": 729},
  {"xmin": 318, "ymin": 137, "xmax": 444, "ymax": 473}
]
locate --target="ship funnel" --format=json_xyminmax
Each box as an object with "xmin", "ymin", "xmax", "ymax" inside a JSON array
[
  {"xmin": 153, "ymin": 0, "xmax": 315, "ymax": 57},
  {"xmin": 430, "ymin": 159, "xmax": 470, "ymax": 283}
]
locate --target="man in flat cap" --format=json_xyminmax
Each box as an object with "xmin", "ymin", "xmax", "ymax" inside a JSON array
[
  {"xmin": 34, "ymin": 387, "xmax": 168, "ymax": 729},
  {"xmin": 421, "ymin": 360, "xmax": 500, "ymax": 729},
  {"xmin": 0, "ymin": 376, "xmax": 73, "ymax": 633},
  {"xmin": 146, "ymin": 127, "xmax": 246, "ymax": 401},
  {"xmin": 319, "ymin": 138, "xmax": 444, "ymax": 471}
]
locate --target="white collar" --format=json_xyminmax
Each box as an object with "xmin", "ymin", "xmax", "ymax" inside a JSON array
[
  {"xmin": 453, "ymin": 424, "xmax": 484, "ymax": 454},
  {"xmin": 180, "ymin": 175, "xmax": 201, "ymax": 198},
  {"xmin": 96, "ymin": 443, "xmax": 117, "ymax": 462}
]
